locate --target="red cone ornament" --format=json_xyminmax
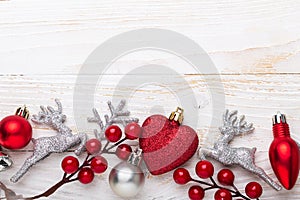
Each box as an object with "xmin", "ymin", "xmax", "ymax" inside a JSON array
[
  {"xmin": 269, "ymin": 112, "xmax": 300, "ymax": 190},
  {"xmin": 139, "ymin": 107, "xmax": 199, "ymax": 175},
  {"xmin": 0, "ymin": 106, "xmax": 32, "ymax": 149}
]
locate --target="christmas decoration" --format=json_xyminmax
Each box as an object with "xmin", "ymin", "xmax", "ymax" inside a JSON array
[
  {"xmin": 173, "ymin": 160, "xmax": 263, "ymax": 200},
  {"xmin": 87, "ymin": 100, "xmax": 139, "ymax": 140},
  {"xmin": 0, "ymin": 106, "xmax": 32, "ymax": 149},
  {"xmin": 198, "ymin": 110, "xmax": 282, "ymax": 191},
  {"xmin": 9, "ymin": 101, "xmax": 141, "ymax": 198},
  {"xmin": 24, "ymin": 123, "xmax": 139, "ymax": 199},
  {"xmin": 140, "ymin": 107, "xmax": 199, "ymax": 175},
  {"xmin": 269, "ymin": 112, "xmax": 300, "ymax": 190},
  {"xmin": 0, "ymin": 151, "xmax": 13, "ymax": 172},
  {"xmin": 25, "ymin": 139, "xmax": 107, "ymax": 199},
  {"xmin": 109, "ymin": 148, "xmax": 145, "ymax": 198},
  {"xmin": 10, "ymin": 99, "xmax": 87, "ymax": 183}
]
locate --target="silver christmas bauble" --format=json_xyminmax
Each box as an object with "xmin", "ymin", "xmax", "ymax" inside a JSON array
[{"xmin": 109, "ymin": 161, "xmax": 145, "ymax": 198}]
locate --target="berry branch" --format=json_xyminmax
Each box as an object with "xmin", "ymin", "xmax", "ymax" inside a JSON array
[
  {"xmin": 25, "ymin": 122, "xmax": 142, "ymax": 200},
  {"xmin": 173, "ymin": 160, "xmax": 263, "ymax": 200}
]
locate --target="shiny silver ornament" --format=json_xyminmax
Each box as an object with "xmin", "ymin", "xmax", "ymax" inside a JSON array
[
  {"xmin": 10, "ymin": 99, "xmax": 87, "ymax": 183},
  {"xmin": 198, "ymin": 110, "xmax": 282, "ymax": 191},
  {"xmin": 109, "ymin": 148, "xmax": 145, "ymax": 198},
  {"xmin": 0, "ymin": 152, "xmax": 13, "ymax": 172}
]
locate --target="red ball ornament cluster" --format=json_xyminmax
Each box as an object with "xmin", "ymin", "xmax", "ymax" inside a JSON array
[
  {"xmin": 59, "ymin": 122, "xmax": 142, "ymax": 186},
  {"xmin": 28, "ymin": 122, "xmax": 143, "ymax": 199},
  {"xmin": 105, "ymin": 122, "xmax": 142, "ymax": 160},
  {"xmin": 61, "ymin": 140, "xmax": 108, "ymax": 185},
  {"xmin": 173, "ymin": 160, "xmax": 263, "ymax": 200}
]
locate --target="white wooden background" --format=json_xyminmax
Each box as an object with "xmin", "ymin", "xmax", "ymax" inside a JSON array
[{"xmin": 1, "ymin": 0, "xmax": 300, "ymax": 199}]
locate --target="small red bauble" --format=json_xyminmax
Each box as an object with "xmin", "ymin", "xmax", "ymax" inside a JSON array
[
  {"xmin": 78, "ymin": 167, "xmax": 94, "ymax": 184},
  {"xmin": 140, "ymin": 108, "xmax": 199, "ymax": 175},
  {"xmin": 116, "ymin": 144, "xmax": 132, "ymax": 160},
  {"xmin": 0, "ymin": 115, "xmax": 32, "ymax": 149},
  {"xmin": 214, "ymin": 189, "xmax": 232, "ymax": 200},
  {"xmin": 173, "ymin": 168, "xmax": 191, "ymax": 185},
  {"xmin": 269, "ymin": 113, "xmax": 299, "ymax": 190},
  {"xmin": 217, "ymin": 169, "xmax": 235, "ymax": 186},
  {"xmin": 85, "ymin": 139, "xmax": 102, "ymax": 155},
  {"xmin": 188, "ymin": 185, "xmax": 205, "ymax": 200},
  {"xmin": 125, "ymin": 122, "xmax": 142, "ymax": 140},
  {"xmin": 245, "ymin": 182, "xmax": 262, "ymax": 199},
  {"xmin": 105, "ymin": 125, "xmax": 122, "ymax": 142},
  {"xmin": 195, "ymin": 160, "xmax": 214, "ymax": 179},
  {"xmin": 90, "ymin": 156, "xmax": 108, "ymax": 174},
  {"xmin": 61, "ymin": 156, "xmax": 79, "ymax": 174}
]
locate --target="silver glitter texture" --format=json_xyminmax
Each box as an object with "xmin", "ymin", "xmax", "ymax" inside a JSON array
[
  {"xmin": 10, "ymin": 99, "xmax": 87, "ymax": 183},
  {"xmin": 87, "ymin": 100, "xmax": 139, "ymax": 140},
  {"xmin": 198, "ymin": 110, "xmax": 282, "ymax": 191}
]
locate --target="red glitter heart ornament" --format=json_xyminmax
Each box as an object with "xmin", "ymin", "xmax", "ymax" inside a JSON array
[{"xmin": 139, "ymin": 108, "xmax": 199, "ymax": 175}]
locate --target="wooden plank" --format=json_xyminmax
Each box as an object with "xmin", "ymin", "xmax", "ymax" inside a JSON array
[
  {"xmin": 0, "ymin": 0, "xmax": 300, "ymax": 74},
  {"xmin": 0, "ymin": 74, "xmax": 299, "ymax": 199}
]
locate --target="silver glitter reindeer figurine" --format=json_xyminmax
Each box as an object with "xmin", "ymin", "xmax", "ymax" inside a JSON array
[
  {"xmin": 198, "ymin": 110, "xmax": 282, "ymax": 191},
  {"xmin": 10, "ymin": 99, "xmax": 87, "ymax": 183}
]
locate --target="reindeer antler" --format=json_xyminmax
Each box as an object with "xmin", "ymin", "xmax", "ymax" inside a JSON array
[
  {"xmin": 88, "ymin": 100, "xmax": 139, "ymax": 140},
  {"xmin": 222, "ymin": 109, "xmax": 254, "ymax": 135},
  {"xmin": 32, "ymin": 99, "xmax": 63, "ymax": 124}
]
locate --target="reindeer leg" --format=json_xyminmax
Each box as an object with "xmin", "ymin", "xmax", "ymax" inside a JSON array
[
  {"xmin": 198, "ymin": 147, "xmax": 218, "ymax": 160},
  {"xmin": 10, "ymin": 152, "xmax": 49, "ymax": 183},
  {"xmin": 74, "ymin": 133, "xmax": 87, "ymax": 156},
  {"xmin": 242, "ymin": 163, "xmax": 282, "ymax": 191}
]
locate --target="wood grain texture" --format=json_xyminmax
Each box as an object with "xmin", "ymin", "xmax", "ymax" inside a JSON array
[
  {"xmin": 0, "ymin": 0, "xmax": 300, "ymax": 74},
  {"xmin": 0, "ymin": 0, "xmax": 300, "ymax": 199},
  {"xmin": 0, "ymin": 74, "xmax": 300, "ymax": 199}
]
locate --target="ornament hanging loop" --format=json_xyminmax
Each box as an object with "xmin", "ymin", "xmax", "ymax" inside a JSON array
[
  {"xmin": 128, "ymin": 148, "xmax": 143, "ymax": 166},
  {"xmin": 169, "ymin": 107, "xmax": 184, "ymax": 125},
  {"xmin": 15, "ymin": 106, "xmax": 30, "ymax": 120}
]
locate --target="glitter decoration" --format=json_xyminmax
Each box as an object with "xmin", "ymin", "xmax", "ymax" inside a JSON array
[
  {"xmin": 87, "ymin": 100, "xmax": 139, "ymax": 140},
  {"xmin": 140, "ymin": 108, "xmax": 199, "ymax": 175},
  {"xmin": 198, "ymin": 110, "xmax": 282, "ymax": 191},
  {"xmin": 10, "ymin": 99, "xmax": 87, "ymax": 183}
]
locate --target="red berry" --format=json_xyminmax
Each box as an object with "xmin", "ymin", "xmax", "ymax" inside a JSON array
[
  {"xmin": 245, "ymin": 182, "xmax": 263, "ymax": 199},
  {"xmin": 116, "ymin": 144, "xmax": 132, "ymax": 160},
  {"xmin": 188, "ymin": 185, "xmax": 205, "ymax": 200},
  {"xmin": 217, "ymin": 169, "xmax": 235, "ymax": 186},
  {"xmin": 195, "ymin": 160, "xmax": 214, "ymax": 179},
  {"xmin": 105, "ymin": 125, "xmax": 122, "ymax": 142},
  {"xmin": 214, "ymin": 189, "xmax": 232, "ymax": 200},
  {"xmin": 61, "ymin": 156, "xmax": 79, "ymax": 174},
  {"xmin": 173, "ymin": 168, "xmax": 191, "ymax": 185},
  {"xmin": 90, "ymin": 156, "xmax": 108, "ymax": 174},
  {"xmin": 78, "ymin": 167, "xmax": 94, "ymax": 184},
  {"xmin": 125, "ymin": 122, "xmax": 142, "ymax": 140},
  {"xmin": 85, "ymin": 139, "xmax": 102, "ymax": 155}
]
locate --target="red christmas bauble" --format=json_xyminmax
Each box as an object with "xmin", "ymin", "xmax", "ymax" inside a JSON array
[
  {"xmin": 269, "ymin": 113, "xmax": 300, "ymax": 190},
  {"xmin": 0, "ymin": 115, "xmax": 32, "ymax": 149},
  {"xmin": 139, "ymin": 108, "xmax": 199, "ymax": 175}
]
